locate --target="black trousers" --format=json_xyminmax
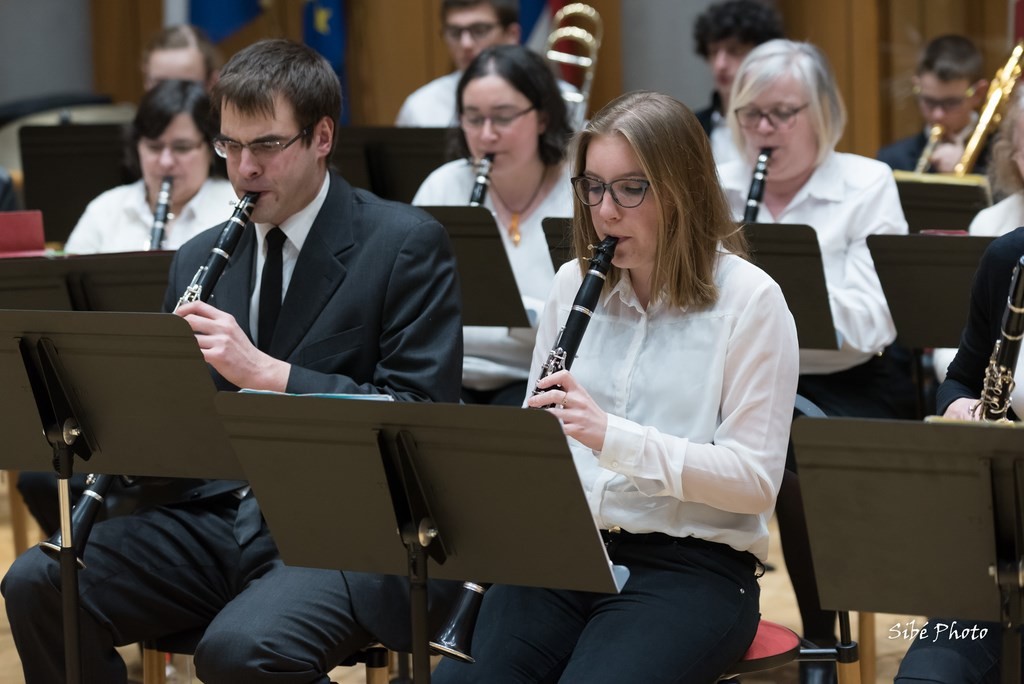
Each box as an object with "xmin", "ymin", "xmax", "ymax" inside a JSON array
[
  {"xmin": 433, "ymin": 532, "xmax": 761, "ymax": 684},
  {"xmin": 895, "ymin": 619, "xmax": 1022, "ymax": 684}
]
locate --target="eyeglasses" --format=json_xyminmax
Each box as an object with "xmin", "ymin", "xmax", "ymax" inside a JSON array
[
  {"xmin": 443, "ymin": 22, "xmax": 499, "ymax": 42},
  {"xmin": 913, "ymin": 85, "xmax": 977, "ymax": 112},
  {"xmin": 140, "ymin": 139, "xmax": 205, "ymax": 156},
  {"xmin": 571, "ymin": 176, "xmax": 651, "ymax": 208},
  {"xmin": 734, "ymin": 104, "xmax": 809, "ymax": 130},
  {"xmin": 213, "ymin": 127, "xmax": 309, "ymax": 160},
  {"xmin": 460, "ymin": 106, "xmax": 535, "ymax": 130}
]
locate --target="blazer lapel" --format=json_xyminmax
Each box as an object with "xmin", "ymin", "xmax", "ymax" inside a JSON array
[{"xmin": 270, "ymin": 174, "xmax": 355, "ymax": 360}]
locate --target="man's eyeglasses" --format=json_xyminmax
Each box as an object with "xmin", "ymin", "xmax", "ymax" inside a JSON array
[
  {"xmin": 571, "ymin": 176, "xmax": 651, "ymax": 208},
  {"xmin": 443, "ymin": 22, "xmax": 499, "ymax": 42},
  {"xmin": 213, "ymin": 127, "xmax": 309, "ymax": 160},
  {"xmin": 913, "ymin": 85, "xmax": 977, "ymax": 112},
  {"xmin": 460, "ymin": 106, "xmax": 535, "ymax": 130},
  {"xmin": 140, "ymin": 139, "xmax": 205, "ymax": 156},
  {"xmin": 733, "ymin": 104, "xmax": 809, "ymax": 130}
]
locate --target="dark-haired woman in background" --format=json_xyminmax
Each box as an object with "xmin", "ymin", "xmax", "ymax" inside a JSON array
[
  {"xmin": 63, "ymin": 78, "xmax": 236, "ymax": 254},
  {"xmin": 413, "ymin": 44, "xmax": 574, "ymax": 406}
]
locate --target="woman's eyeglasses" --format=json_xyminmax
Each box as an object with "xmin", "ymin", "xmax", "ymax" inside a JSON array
[{"xmin": 571, "ymin": 176, "xmax": 651, "ymax": 208}]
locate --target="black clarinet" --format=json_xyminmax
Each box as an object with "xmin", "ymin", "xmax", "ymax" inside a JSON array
[
  {"xmin": 176, "ymin": 192, "xmax": 260, "ymax": 309},
  {"xmin": 468, "ymin": 153, "xmax": 495, "ymax": 207},
  {"xmin": 976, "ymin": 255, "xmax": 1024, "ymax": 421},
  {"xmin": 430, "ymin": 236, "xmax": 619, "ymax": 663},
  {"xmin": 149, "ymin": 176, "xmax": 174, "ymax": 250},
  {"xmin": 39, "ymin": 193, "xmax": 260, "ymax": 568},
  {"xmin": 743, "ymin": 148, "xmax": 772, "ymax": 223}
]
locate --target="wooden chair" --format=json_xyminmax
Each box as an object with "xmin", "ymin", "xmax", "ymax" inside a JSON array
[{"xmin": 141, "ymin": 631, "xmax": 391, "ymax": 684}]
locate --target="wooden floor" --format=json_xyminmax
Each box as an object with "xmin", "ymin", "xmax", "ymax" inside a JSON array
[{"xmin": 0, "ymin": 474, "xmax": 917, "ymax": 683}]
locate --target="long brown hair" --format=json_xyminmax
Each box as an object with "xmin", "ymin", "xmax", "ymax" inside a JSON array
[{"xmin": 571, "ymin": 91, "xmax": 747, "ymax": 309}]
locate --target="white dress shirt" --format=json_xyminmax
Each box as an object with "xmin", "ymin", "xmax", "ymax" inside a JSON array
[
  {"xmin": 413, "ymin": 159, "xmax": 573, "ymax": 390},
  {"xmin": 247, "ymin": 172, "xmax": 330, "ymax": 341},
  {"xmin": 528, "ymin": 253, "xmax": 799, "ymax": 561},
  {"xmin": 63, "ymin": 178, "xmax": 238, "ymax": 254},
  {"xmin": 719, "ymin": 151, "xmax": 908, "ymax": 374}
]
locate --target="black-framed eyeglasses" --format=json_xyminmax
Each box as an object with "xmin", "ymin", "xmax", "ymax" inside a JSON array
[
  {"xmin": 213, "ymin": 127, "xmax": 310, "ymax": 160},
  {"xmin": 571, "ymin": 176, "xmax": 651, "ymax": 208},
  {"xmin": 443, "ymin": 22, "xmax": 499, "ymax": 42},
  {"xmin": 733, "ymin": 104, "xmax": 809, "ymax": 130},
  {"xmin": 460, "ymin": 106, "xmax": 535, "ymax": 130}
]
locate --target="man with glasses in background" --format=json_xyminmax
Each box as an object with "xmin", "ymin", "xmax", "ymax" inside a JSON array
[
  {"xmin": 396, "ymin": 0, "xmax": 521, "ymax": 127},
  {"xmin": 4, "ymin": 38, "xmax": 464, "ymax": 684},
  {"xmin": 878, "ymin": 34, "xmax": 989, "ymax": 174}
]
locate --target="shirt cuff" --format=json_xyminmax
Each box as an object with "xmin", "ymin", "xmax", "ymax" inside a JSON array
[{"xmin": 596, "ymin": 413, "xmax": 645, "ymax": 474}]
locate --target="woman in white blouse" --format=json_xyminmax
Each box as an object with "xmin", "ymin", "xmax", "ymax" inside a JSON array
[
  {"xmin": 63, "ymin": 79, "xmax": 236, "ymax": 254},
  {"xmin": 433, "ymin": 91, "xmax": 799, "ymax": 683},
  {"xmin": 718, "ymin": 39, "xmax": 916, "ymax": 677},
  {"xmin": 413, "ymin": 44, "xmax": 574, "ymax": 406}
]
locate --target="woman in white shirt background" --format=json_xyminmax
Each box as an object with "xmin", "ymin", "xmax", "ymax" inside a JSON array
[
  {"xmin": 63, "ymin": 78, "xmax": 236, "ymax": 254},
  {"xmin": 717, "ymin": 39, "xmax": 917, "ymax": 683},
  {"xmin": 433, "ymin": 90, "xmax": 799, "ymax": 684},
  {"xmin": 413, "ymin": 44, "xmax": 574, "ymax": 406}
]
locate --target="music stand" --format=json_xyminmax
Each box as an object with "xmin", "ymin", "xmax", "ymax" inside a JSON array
[
  {"xmin": 792, "ymin": 416, "xmax": 1024, "ymax": 684},
  {"xmin": 0, "ymin": 309, "xmax": 239, "ymax": 683},
  {"xmin": 333, "ymin": 127, "xmax": 451, "ymax": 203},
  {"xmin": 19, "ymin": 123, "xmax": 133, "ymax": 244},
  {"xmin": 420, "ymin": 206, "xmax": 531, "ymax": 327},
  {"xmin": 892, "ymin": 170, "xmax": 992, "ymax": 234},
  {"xmin": 216, "ymin": 392, "xmax": 627, "ymax": 683},
  {"xmin": 541, "ymin": 216, "xmax": 575, "ymax": 271},
  {"xmin": 744, "ymin": 223, "xmax": 838, "ymax": 350}
]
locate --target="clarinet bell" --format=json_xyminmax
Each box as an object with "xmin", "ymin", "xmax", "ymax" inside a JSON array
[
  {"xmin": 38, "ymin": 473, "xmax": 113, "ymax": 569},
  {"xmin": 429, "ymin": 581, "xmax": 488, "ymax": 663}
]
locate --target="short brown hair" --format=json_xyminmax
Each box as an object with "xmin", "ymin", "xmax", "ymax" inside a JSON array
[
  {"xmin": 571, "ymin": 91, "xmax": 747, "ymax": 310},
  {"xmin": 442, "ymin": 0, "xmax": 518, "ymax": 28},
  {"xmin": 141, "ymin": 24, "xmax": 221, "ymax": 83}
]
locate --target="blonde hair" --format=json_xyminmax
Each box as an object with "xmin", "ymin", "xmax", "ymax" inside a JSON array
[
  {"xmin": 729, "ymin": 39, "xmax": 846, "ymax": 167},
  {"xmin": 570, "ymin": 91, "xmax": 747, "ymax": 310}
]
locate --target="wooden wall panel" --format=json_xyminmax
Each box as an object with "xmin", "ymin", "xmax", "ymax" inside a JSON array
[{"xmin": 90, "ymin": 0, "xmax": 162, "ymax": 104}]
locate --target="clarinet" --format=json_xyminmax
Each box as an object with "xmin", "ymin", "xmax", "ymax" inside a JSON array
[
  {"xmin": 149, "ymin": 176, "xmax": 174, "ymax": 250},
  {"xmin": 39, "ymin": 194, "xmax": 260, "ymax": 568},
  {"xmin": 175, "ymin": 192, "xmax": 260, "ymax": 309},
  {"xmin": 430, "ymin": 236, "xmax": 619, "ymax": 663},
  {"xmin": 468, "ymin": 153, "xmax": 495, "ymax": 207},
  {"xmin": 974, "ymin": 255, "xmax": 1024, "ymax": 421},
  {"xmin": 743, "ymin": 148, "xmax": 772, "ymax": 223}
]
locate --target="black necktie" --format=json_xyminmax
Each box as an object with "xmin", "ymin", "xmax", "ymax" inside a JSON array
[{"xmin": 258, "ymin": 227, "xmax": 285, "ymax": 352}]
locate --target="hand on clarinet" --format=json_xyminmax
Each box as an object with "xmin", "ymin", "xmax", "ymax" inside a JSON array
[
  {"xmin": 943, "ymin": 396, "xmax": 982, "ymax": 421},
  {"xmin": 528, "ymin": 369, "xmax": 608, "ymax": 451},
  {"xmin": 176, "ymin": 300, "xmax": 290, "ymax": 391}
]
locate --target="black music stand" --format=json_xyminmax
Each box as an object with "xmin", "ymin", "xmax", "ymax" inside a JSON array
[
  {"xmin": 19, "ymin": 123, "xmax": 133, "ymax": 244},
  {"xmin": 744, "ymin": 223, "xmax": 838, "ymax": 350},
  {"xmin": 541, "ymin": 216, "xmax": 575, "ymax": 269},
  {"xmin": 792, "ymin": 416, "xmax": 1024, "ymax": 684},
  {"xmin": 216, "ymin": 392, "xmax": 627, "ymax": 683},
  {"xmin": 868, "ymin": 233, "xmax": 995, "ymax": 416},
  {"xmin": 0, "ymin": 309, "xmax": 238, "ymax": 683},
  {"xmin": 892, "ymin": 170, "xmax": 992, "ymax": 234},
  {"xmin": 420, "ymin": 206, "xmax": 530, "ymax": 327},
  {"xmin": 333, "ymin": 127, "xmax": 451, "ymax": 203}
]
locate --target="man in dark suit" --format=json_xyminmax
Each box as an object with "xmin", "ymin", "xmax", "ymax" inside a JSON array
[
  {"xmin": 691, "ymin": 0, "xmax": 784, "ymax": 164},
  {"xmin": 2, "ymin": 39, "xmax": 463, "ymax": 684},
  {"xmin": 878, "ymin": 35, "xmax": 989, "ymax": 174}
]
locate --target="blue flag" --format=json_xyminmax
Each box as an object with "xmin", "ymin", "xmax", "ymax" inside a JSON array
[
  {"xmin": 189, "ymin": 0, "xmax": 263, "ymax": 43},
  {"xmin": 304, "ymin": 0, "xmax": 350, "ymax": 124}
]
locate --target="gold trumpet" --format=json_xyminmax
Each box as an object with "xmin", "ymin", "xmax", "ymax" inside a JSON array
[
  {"xmin": 546, "ymin": 3, "xmax": 602, "ymax": 128},
  {"xmin": 954, "ymin": 41, "xmax": 1024, "ymax": 176}
]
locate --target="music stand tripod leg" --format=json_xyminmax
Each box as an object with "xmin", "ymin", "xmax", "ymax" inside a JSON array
[{"xmin": 49, "ymin": 423, "xmax": 83, "ymax": 684}]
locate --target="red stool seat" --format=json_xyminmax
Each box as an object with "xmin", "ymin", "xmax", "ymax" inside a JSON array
[{"xmin": 723, "ymin": 619, "xmax": 802, "ymax": 676}]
